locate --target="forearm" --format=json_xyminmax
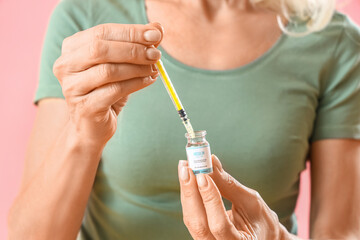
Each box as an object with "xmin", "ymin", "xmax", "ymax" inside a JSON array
[
  {"xmin": 309, "ymin": 189, "xmax": 360, "ymax": 239},
  {"xmin": 311, "ymin": 223, "xmax": 360, "ymax": 240},
  {"xmin": 8, "ymin": 121, "xmax": 104, "ymax": 240},
  {"xmin": 309, "ymin": 139, "xmax": 360, "ymax": 240},
  {"xmin": 282, "ymin": 224, "xmax": 358, "ymax": 240}
]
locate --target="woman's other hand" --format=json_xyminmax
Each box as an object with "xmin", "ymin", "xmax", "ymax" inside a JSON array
[
  {"xmin": 53, "ymin": 23, "xmax": 163, "ymax": 145},
  {"xmin": 178, "ymin": 155, "xmax": 291, "ymax": 240}
]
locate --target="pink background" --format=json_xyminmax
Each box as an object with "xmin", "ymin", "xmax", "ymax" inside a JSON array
[{"xmin": 0, "ymin": 1, "xmax": 359, "ymax": 239}]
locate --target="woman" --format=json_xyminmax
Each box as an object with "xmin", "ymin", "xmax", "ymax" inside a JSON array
[{"xmin": 8, "ymin": 0, "xmax": 360, "ymax": 239}]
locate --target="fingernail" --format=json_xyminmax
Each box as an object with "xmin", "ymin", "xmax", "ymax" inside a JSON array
[
  {"xmin": 143, "ymin": 76, "xmax": 155, "ymax": 84},
  {"xmin": 151, "ymin": 64, "xmax": 157, "ymax": 72},
  {"xmin": 148, "ymin": 22, "xmax": 164, "ymax": 34},
  {"xmin": 179, "ymin": 160, "xmax": 187, "ymax": 167},
  {"xmin": 196, "ymin": 174, "xmax": 208, "ymax": 188},
  {"xmin": 146, "ymin": 47, "xmax": 161, "ymax": 60},
  {"xmin": 180, "ymin": 166, "xmax": 190, "ymax": 182},
  {"xmin": 144, "ymin": 30, "xmax": 161, "ymax": 42},
  {"xmin": 151, "ymin": 72, "xmax": 159, "ymax": 80}
]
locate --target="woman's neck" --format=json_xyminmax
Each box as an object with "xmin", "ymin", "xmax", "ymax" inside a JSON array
[
  {"xmin": 145, "ymin": 0, "xmax": 282, "ymax": 70},
  {"xmin": 172, "ymin": 0, "xmax": 255, "ymax": 22}
]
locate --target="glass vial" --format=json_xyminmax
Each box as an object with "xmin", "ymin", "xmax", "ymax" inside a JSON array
[{"xmin": 185, "ymin": 130, "xmax": 213, "ymax": 175}]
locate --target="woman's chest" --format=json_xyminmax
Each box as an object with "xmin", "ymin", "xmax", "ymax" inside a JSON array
[{"xmin": 98, "ymin": 64, "xmax": 320, "ymax": 203}]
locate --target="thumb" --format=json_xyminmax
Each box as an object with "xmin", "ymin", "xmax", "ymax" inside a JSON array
[
  {"xmin": 148, "ymin": 22, "xmax": 164, "ymax": 48},
  {"xmin": 210, "ymin": 155, "xmax": 258, "ymax": 205},
  {"xmin": 111, "ymin": 95, "xmax": 129, "ymax": 116}
]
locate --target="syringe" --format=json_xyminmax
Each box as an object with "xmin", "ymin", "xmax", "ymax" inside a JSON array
[{"xmin": 156, "ymin": 60, "xmax": 196, "ymax": 138}]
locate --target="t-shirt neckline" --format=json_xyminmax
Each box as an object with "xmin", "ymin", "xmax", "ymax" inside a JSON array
[{"xmin": 139, "ymin": 0, "xmax": 288, "ymax": 76}]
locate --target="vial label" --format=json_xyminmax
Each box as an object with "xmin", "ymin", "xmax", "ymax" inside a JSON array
[{"xmin": 186, "ymin": 146, "xmax": 213, "ymax": 175}]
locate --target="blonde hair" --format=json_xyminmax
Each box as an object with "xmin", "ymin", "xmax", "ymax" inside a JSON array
[{"xmin": 252, "ymin": 0, "xmax": 336, "ymax": 36}]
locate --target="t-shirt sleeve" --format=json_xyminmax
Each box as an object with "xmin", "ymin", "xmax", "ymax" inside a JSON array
[
  {"xmin": 34, "ymin": 0, "xmax": 88, "ymax": 104},
  {"xmin": 311, "ymin": 17, "xmax": 360, "ymax": 142}
]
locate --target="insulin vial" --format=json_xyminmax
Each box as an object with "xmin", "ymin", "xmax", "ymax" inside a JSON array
[{"xmin": 185, "ymin": 130, "xmax": 213, "ymax": 175}]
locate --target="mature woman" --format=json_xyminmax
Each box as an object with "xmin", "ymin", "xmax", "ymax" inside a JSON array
[{"xmin": 8, "ymin": 0, "xmax": 360, "ymax": 239}]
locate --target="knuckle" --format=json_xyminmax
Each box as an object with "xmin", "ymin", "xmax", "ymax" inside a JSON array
[
  {"xmin": 182, "ymin": 189, "xmax": 195, "ymax": 199},
  {"xmin": 69, "ymin": 96, "xmax": 90, "ymax": 115},
  {"xmin": 192, "ymin": 227, "xmax": 209, "ymax": 238},
  {"xmin": 226, "ymin": 174, "xmax": 237, "ymax": 187},
  {"xmin": 255, "ymin": 194, "xmax": 264, "ymax": 208},
  {"xmin": 248, "ymin": 189, "xmax": 264, "ymax": 212},
  {"xmin": 271, "ymin": 210, "xmax": 277, "ymax": 217},
  {"xmin": 109, "ymin": 82, "xmax": 122, "ymax": 95},
  {"xmin": 129, "ymin": 44, "xmax": 138, "ymax": 59},
  {"xmin": 265, "ymin": 215, "xmax": 280, "ymax": 239},
  {"xmin": 269, "ymin": 209, "xmax": 280, "ymax": 224},
  {"xmin": 98, "ymin": 64, "xmax": 113, "ymax": 79},
  {"xmin": 251, "ymin": 190, "xmax": 263, "ymax": 206},
  {"xmin": 53, "ymin": 57, "xmax": 67, "ymax": 83},
  {"xmin": 183, "ymin": 219, "xmax": 209, "ymax": 238},
  {"xmin": 93, "ymin": 24, "xmax": 106, "ymax": 39},
  {"xmin": 89, "ymin": 39, "xmax": 107, "ymax": 60},
  {"xmin": 209, "ymin": 222, "xmax": 228, "ymax": 237},
  {"xmin": 61, "ymin": 79, "xmax": 76, "ymax": 97},
  {"xmin": 201, "ymin": 190, "xmax": 220, "ymax": 205},
  {"xmin": 250, "ymin": 189, "xmax": 261, "ymax": 200},
  {"xmin": 225, "ymin": 172, "xmax": 242, "ymax": 190},
  {"xmin": 127, "ymin": 26, "xmax": 137, "ymax": 42},
  {"xmin": 53, "ymin": 58, "xmax": 62, "ymax": 79}
]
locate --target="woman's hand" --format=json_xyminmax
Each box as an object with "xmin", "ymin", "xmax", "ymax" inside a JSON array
[
  {"xmin": 178, "ymin": 155, "xmax": 291, "ymax": 240},
  {"xmin": 53, "ymin": 23, "xmax": 163, "ymax": 145}
]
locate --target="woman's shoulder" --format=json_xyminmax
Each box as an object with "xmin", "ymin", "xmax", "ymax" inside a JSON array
[
  {"xmin": 57, "ymin": 0, "xmax": 142, "ymax": 9},
  {"xmin": 317, "ymin": 12, "xmax": 360, "ymax": 101},
  {"xmin": 291, "ymin": 12, "xmax": 360, "ymax": 67},
  {"xmin": 325, "ymin": 12, "xmax": 360, "ymax": 47},
  {"xmin": 54, "ymin": 0, "xmax": 145, "ymax": 28}
]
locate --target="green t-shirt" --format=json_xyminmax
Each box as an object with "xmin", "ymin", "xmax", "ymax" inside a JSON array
[{"xmin": 35, "ymin": 0, "xmax": 360, "ymax": 239}]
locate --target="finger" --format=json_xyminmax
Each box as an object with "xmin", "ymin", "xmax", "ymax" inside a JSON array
[
  {"xmin": 210, "ymin": 155, "xmax": 264, "ymax": 209},
  {"xmin": 211, "ymin": 156, "xmax": 277, "ymax": 238},
  {"xmin": 66, "ymin": 63, "xmax": 157, "ymax": 95},
  {"xmin": 149, "ymin": 22, "xmax": 164, "ymax": 48},
  {"xmin": 231, "ymin": 208, "xmax": 256, "ymax": 237},
  {"xmin": 197, "ymin": 174, "xmax": 240, "ymax": 239},
  {"xmin": 62, "ymin": 23, "xmax": 163, "ymax": 53},
  {"xmin": 227, "ymin": 210, "xmax": 234, "ymax": 224},
  {"xmin": 58, "ymin": 41, "xmax": 161, "ymax": 72},
  {"xmin": 178, "ymin": 161, "xmax": 215, "ymax": 240},
  {"xmin": 86, "ymin": 75, "xmax": 157, "ymax": 112},
  {"xmin": 111, "ymin": 95, "xmax": 129, "ymax": 116}
]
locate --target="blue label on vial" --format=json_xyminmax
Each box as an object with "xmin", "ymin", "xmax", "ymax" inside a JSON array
[{"xmin": 186, "ymin": 146, "xmax": 212, "ymax": 175}]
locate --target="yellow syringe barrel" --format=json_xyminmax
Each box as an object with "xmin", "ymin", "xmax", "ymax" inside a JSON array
[
  {"xmin": 156, "ymin": 60, "xmax": 184, "ymax": 111},
  {"xmin": 156, "ymin": 59, "xmax": 196, "ymax": 138}
]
